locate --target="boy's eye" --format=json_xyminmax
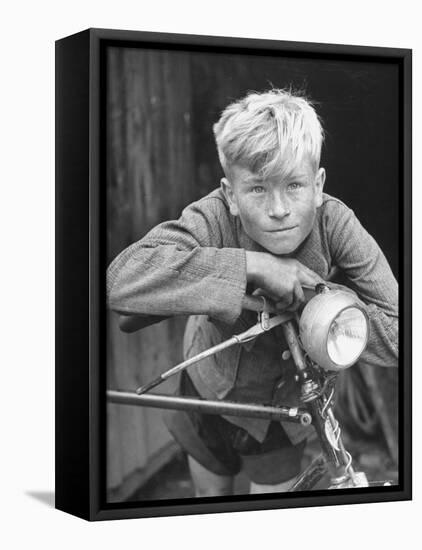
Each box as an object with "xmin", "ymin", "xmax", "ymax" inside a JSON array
[
  {"xmin": 288, "ymin": 182, "xmax": 302, "ymax": 190},
  {"xmin": 252, "ymin": 185, "xmax": 265, "ymax": 194}
]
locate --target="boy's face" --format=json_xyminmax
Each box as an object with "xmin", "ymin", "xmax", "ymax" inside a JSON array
[{"xmin": 221, "ymin": 160, "xmax": 325, "ymax": 255}]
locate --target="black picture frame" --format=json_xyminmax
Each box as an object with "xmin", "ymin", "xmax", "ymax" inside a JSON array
[{"xmin": 55, "ymin": 27, "xmax": 412, "ymax": 521}]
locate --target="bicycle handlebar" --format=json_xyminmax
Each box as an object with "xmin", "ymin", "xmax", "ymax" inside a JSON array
[
  {"xmin": 117, "ymin": 286, "xmax": 322, "ymax": 333},
  {"xmin": 118, "ymin": 294, "xmax": 278, "ymax": 333}
]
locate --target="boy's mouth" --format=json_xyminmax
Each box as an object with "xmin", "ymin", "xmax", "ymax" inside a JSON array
[{"xmin": 266, "ymin": 225, "xmax": 298, "ymax": 233}]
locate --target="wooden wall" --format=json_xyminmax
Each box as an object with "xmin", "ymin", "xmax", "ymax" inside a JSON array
[
  {"xmin": 106, "ymin": 47, "xmax": 194, "ymax": 498},
  {"xmin": 106, "ymin": 45, "xmax": 400, "ymax": 498}
]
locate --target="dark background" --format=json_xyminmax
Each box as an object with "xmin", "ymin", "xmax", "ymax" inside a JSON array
[
  {"xmin": 106, "ymin": 45, "xmax": 399, "ymax": 500},
  {"xmin": 107, "ymin": 46, "xmax": 399, "ymax": 275}
]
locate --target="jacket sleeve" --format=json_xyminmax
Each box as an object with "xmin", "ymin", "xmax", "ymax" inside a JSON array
[
  {"xmin": 107, "ymin": 196, "xmax": 247, "ymax": 325},
  {"xmin": 326, "ymin": 201, "xmax": 398, "ymax": 368}
]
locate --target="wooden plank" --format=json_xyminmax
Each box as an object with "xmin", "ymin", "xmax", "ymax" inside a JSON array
[
  {"xmin": 106, "ymin": 46, "xmax": 194, "ymax": 492},
  {"xmin": 107, "ymin": 442, "xmax": 180, "ymax": 503}
]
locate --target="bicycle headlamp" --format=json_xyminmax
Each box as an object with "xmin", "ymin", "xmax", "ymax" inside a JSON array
[{"xmin": 299, "ymin": 287, "xmax": 369, "ymax": 371}]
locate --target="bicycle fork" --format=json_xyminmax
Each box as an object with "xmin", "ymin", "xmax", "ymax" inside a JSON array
[{"xmin": 282, "ymin": 320, "xmax": 369, "ymax": 490}]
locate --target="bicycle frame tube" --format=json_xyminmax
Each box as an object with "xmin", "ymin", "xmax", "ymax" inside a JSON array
[
  {"xmin": 107, "ymin": 390, "xmax": 312, "ymax": 424},
  {"xmin": 289, "ymin": 454, "xmax": 328, "ymax": 492}
]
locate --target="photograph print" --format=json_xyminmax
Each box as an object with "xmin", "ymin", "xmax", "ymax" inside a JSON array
[{"xmin": 104, "ymin": 33, "xmax": 407, "ymax": 512}]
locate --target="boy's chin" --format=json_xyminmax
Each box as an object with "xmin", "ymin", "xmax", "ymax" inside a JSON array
[
  {"xmin": 264, "ymin": 243, "xmax": 298, "ymax": 256},
  {"xmin": 259, "ymin": 237, "xmax": 303, "ymax": 256}
]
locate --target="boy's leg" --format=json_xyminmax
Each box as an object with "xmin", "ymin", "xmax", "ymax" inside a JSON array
[
  {"xmin": 188, "ymin": 455, "xmax": 234, "ymax": 497},
  {"xmin": 249, "ymin": 475, "xmax": 299, "ymax": 494},
  {"xmin": 164, "ymin": 372, "xmax": 241, "ymax": 497}
]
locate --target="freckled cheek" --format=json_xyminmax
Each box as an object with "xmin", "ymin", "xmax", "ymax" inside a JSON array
[{"xmin": 242, "ymin": 206, "xmax": 267, "ymax": 232}]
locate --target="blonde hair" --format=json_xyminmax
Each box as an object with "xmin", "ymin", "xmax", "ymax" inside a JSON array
[{"xmin": 213, "ymin": 88, "xmax": 324, "ymax": 180}]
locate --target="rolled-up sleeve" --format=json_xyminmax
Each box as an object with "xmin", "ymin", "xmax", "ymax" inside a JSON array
[
  {"xmin": 326, "ymin": 200, "xmax": 398, "ymax": 368},
  {"xmin": 107, "ymin": 196, "xmax": 247, "ymax": 325}
]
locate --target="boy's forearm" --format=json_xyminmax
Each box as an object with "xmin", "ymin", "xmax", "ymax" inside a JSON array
[
  {"xmin": 359, "ymin": 306, "xmax": 398, "ymax": 368},
  {"xmin": 245, "ymin": 251, "xmax": 267, "ymax": 284},
  {"xmin": 327, "ymin": 201, "xmax": 398, "ymax": 366},
  {"xmin": 107, "ymin": 243, "xmax": 248, "ymax": 325}
]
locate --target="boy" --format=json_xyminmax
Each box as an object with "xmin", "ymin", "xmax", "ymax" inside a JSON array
[{"xmin": 107, "ymin": 89, "xmax": 398, "ymax": 496}]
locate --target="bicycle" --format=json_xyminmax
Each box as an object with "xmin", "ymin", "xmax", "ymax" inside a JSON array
[{"xmin": 107, "ymin": 283, "xmax": 393, "ymax": 492}]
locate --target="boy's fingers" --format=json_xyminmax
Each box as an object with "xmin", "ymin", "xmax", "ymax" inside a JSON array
[
  {"xmin": 275, "ymin": 294, "xmax": 293, "ymax": 312},
  {"xmin": 295, "ymin": 283, "xmax": 305, "ymax": 305},
  {"xmin": 287, "ymin": 283, "xmax": 305, "ymax": 311},
  {"xmin": 276, "ymin": 283, "xmax": 305, "ymax": 312},
  {"xmin": 298, "ymin": 265, "xmax": 324, "ymax": 287}
]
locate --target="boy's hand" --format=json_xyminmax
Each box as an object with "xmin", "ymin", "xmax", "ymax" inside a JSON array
[{"xmin": 245, "ymin": 251, "xmax": 324, "ymax": 312}]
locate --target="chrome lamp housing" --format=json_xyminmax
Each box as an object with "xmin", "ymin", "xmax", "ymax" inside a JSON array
[{"xmin": 299, "ymin": 287, "xmax": 369, "ymax": 372}]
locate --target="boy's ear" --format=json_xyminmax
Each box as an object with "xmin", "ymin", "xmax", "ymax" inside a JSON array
[
  {"xmin": 220, "ymin": 177, "xmax": 239, "ymax": 216},
  {"xmin": 314, "ymin": 168, "xmax": 326, "ymax": 207}
]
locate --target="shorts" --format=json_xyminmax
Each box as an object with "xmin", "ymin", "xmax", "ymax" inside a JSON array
[{"xmin": 163, "ymin": 371, "xmax": 306, "ymax": 485}]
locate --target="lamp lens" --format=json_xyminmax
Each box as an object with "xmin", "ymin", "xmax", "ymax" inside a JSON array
[{"xmin": 327, "ymin": 307, "xmax": 368, "ymax": 366}]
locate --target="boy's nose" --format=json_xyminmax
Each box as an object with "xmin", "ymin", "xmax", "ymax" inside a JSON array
[{"xmin": 268, "ymin": 194, "xmax": 290, "ymax": 219}]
